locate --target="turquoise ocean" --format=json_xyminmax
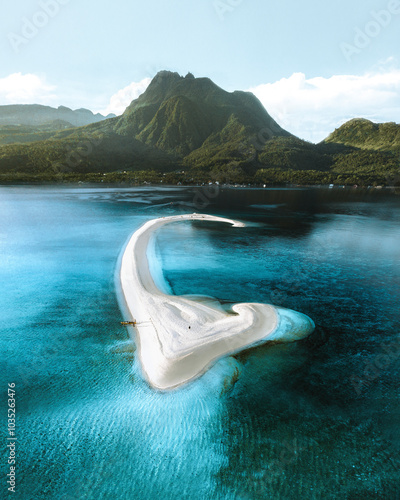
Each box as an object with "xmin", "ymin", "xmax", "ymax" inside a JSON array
[{"xmin": 1, "ymin": 186, "xmax": 399, "ymax": 499}]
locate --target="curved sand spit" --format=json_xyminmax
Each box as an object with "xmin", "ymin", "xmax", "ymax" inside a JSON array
[{"xmin": 120, "ymin": 214, "xmax": 315, "ymax": 390}]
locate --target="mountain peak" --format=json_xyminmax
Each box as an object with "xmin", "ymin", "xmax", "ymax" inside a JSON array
[
  {"xmin": 114, "ymin": 70, "xmax": 290, "ymax": 159},
  {"xmin": 149, "ymin": 70, "xmax": 183, "ymax": 88},
  {"xmin": 145, "ymin": 71, "xmax": 221, "ymax": 97}
]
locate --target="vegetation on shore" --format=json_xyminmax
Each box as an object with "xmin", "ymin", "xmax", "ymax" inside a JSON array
[{"xmin": 0, "ymin": 72, "xmax": 399, "ymax": 187}]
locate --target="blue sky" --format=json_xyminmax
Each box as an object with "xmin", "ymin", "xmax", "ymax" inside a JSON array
[{"xmin": 0, "ymin": 0, "xmax": 399, "ymax": 141}]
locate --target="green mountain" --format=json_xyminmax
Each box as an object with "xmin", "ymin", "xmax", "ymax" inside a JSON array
[
  {"xmin": 0, "ymin": 72, "xmax": 398, "ymax": 186},
  {"xmin": 324, "ymin": 118, "xmax": 400, "ymax": 151},
  {"xmin": 0, "ymin": 104, "xmax": 115, "ymax": 128},
  {"xmin": 320, "ymin": 119, "xmax": 400, "ymax": 186},
  {"xmin": 0, "ymin": 120, "xmax": 76, "ymax": 146},
  {"xmin": 0, "ymin": 105, "xmax": 115, "ymax": 148},
  {"xmin": 0, "ymin": 71, "xmax": 291, "ymax": 180},
  {"xmin": 116, "ymin": 71, "xmax": 289, "ymax": 145},
  {"xmin": 114, "ymin": 70, "xmax": 291, "ymax": 172}
]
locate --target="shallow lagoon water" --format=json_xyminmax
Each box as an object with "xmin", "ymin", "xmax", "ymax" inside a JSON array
[{"xmin": 1, "ymin": 185, "xmax": 400, "ymax": 499}]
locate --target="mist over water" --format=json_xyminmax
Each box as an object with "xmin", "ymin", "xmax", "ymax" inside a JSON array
[{"xmin": 1, "ymin": 186, "xmax": 399, "ymax": 499}]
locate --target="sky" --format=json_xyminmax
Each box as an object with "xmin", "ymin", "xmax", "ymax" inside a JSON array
[{"xmin": 0, "ymin": 0, "xmax": 399, "ymax": 142}]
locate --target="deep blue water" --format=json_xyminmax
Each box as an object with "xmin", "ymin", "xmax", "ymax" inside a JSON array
[{"xmin": 1, "ymin": 185, "xmax": 400, "ymax": 500}]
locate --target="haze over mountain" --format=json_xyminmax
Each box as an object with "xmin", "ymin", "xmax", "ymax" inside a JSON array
[
  {"xmin": 0, "ymin": 104, "xmax": 115, "ymax": 128},
  {"xmin": 0, "ymin": 71, "xmax": 398, "ymax": 186}
]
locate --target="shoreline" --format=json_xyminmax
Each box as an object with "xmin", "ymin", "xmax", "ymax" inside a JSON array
[
  {"xmin": 0, "ymin": 181, "xmax": 397, "ymax": 192},
  {"xmin": 120, "ymin": 213, "xmax": 315, "ymax": 390}
]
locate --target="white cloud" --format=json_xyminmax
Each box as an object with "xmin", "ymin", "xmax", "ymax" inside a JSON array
[
  {"xmin": 0, "ymin": 73, "xmax": 152, "ymax": 115},
  {"xmin": 0, "ymin": 73, "xmax": 57, "ymax": 105},
  {"xmin": 248, "ymin": 70, "xmax": 400, "ymax": 143},
  {"xmin": 99, "ymin": 78, "xmax": 152, "ymax": 116},
  {"xmin": 2, "ymin": 71, "xmax": 399, "ymax": 141}
]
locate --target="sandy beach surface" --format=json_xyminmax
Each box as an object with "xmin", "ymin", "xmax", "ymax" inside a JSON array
[{"xmin": 120, "ymin": 214, "xmax": 315, "ymax": 390}]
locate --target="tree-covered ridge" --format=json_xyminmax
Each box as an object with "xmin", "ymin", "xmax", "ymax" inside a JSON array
[
  {"xmin": 324, "ymin": 119, "xmax": 400, "ymax": 151},
  {"xmin": 0, "ymin": 120, "xmax": 76, "ymax": 146},
  {"xmin": 0, "ymin": 72, "xmax": 398, "ymax": 186}
]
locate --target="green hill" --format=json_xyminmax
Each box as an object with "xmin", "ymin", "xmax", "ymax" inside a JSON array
[
  {"xmin": 0, "ymin": 120, "xmax": 76, "ymax": 146},
  {"xmin": 0, "ymin": 72, "xmax": 398, "ymax": 186},
  {"xmin": 324, "ymin": 118, "xmax": 400, "ymax": 151},
  {"xmin": 0, "ymin": 104, "xmax": 115, "ymax": 128},
  {"xmin": 0, "ymin": 71, "xmax": 290, "ymax": 180}
]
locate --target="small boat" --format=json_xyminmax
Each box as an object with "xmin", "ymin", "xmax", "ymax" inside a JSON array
[{"xmin": 121, "ymin": 321, "xmax": 136, "ymax": 326}]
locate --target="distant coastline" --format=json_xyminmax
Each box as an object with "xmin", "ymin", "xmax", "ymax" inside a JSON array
[{"xmin": 0, "ymin": 177, "xmax": 399, "ymax": 192}]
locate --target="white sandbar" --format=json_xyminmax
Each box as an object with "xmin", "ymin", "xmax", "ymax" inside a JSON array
[{"xmin": 120, "ymin": 214, "xmax": 314, "ymax": 390}]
